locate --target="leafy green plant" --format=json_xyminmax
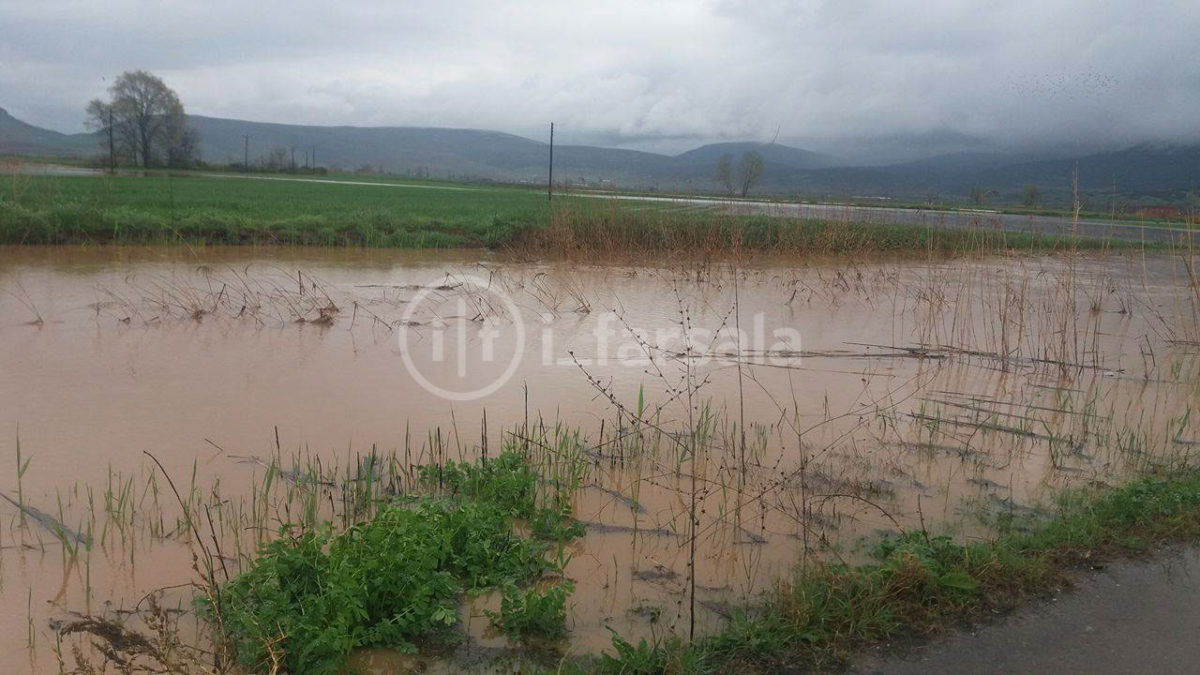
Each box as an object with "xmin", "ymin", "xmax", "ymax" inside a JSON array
[
  {"xmin": 486, "ymin": 580, "xmax": 574, "ymax": 640},
  {"xmin": 425, "ymin": 450, "xmax": 542, "ymax": 518},
  {"xmin": 530, "ymin": 504, "xmax": 587, "ymax": 540},
  {"xmin": 595, "ymin": 630, "xmax": 700, "ymax": 674},
  {"xmin": 203, "ymin": 450, "xmax": 582, "ymax": 674}
]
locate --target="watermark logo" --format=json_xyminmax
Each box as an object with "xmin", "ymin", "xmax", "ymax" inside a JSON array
[
  {"xmin": 397, "ymin": 275, "xmax": 805, "ymax": 401},
  {"xmin": 396, "ymin": 275, "xmax": 526, "ymax": 402}
]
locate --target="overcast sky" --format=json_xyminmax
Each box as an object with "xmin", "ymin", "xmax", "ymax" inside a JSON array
[{"xmin": 1, "ymin": 0, "xmax": 1197, "ymax": 153}]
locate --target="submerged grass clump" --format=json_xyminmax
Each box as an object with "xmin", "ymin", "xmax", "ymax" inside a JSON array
[
  {"xmin": 585, "ymin": 472, "xmax": 1200, "ymax": 674},
  {"xmin": 203, "ymin": 449, "xmax": 581, "ymax": 675}
]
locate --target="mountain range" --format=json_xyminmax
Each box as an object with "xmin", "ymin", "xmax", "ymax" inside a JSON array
[{"xmin": 2, "ymin": 106, "xmax": 1196, "ymax": 205}]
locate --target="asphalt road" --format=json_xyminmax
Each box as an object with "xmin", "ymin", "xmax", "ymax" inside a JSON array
[
  {"xmin": 575, "ymin": 192, "xmax": 1198, "ymax": 245},
  {"xmin": 728, "ymin": 201, "xmax": 1197, "ymax": 246},
  {"xmin": 851, "ymin": 548, "xmax": 1200, "ymax": 675}
]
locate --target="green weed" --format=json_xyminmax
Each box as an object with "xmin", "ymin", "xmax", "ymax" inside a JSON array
[
  {"xmin": 486, "ymin": 580, "xmax": 574, "ymax": 641},
  {"xmin": 203, "ymin": 450, "xmax": 581, "ymax": 674}
]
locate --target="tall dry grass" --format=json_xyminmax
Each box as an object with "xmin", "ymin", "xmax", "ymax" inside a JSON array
[{"xmin": 509, "ymin": 199, "xmax": 1119, "ymax": 261}]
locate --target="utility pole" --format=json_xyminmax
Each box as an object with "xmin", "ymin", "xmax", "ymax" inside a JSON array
[
  {"xmin": 107, "ymin": 107, "xmax": 115, "ymax": 174},
  {"xmin": 243, "ymin": 135, "xmax": 250, "ymax": 171},
  {"xmin": 290, "ymin": 147, "xmax": 296, "ymax": 172},
  {"xmin": 548, "ymin": 122, "xmax": 554, "ymax": 202},
  {"xmin": 312, "ymin": 146, "xmax": 317, "ymax": 171}
]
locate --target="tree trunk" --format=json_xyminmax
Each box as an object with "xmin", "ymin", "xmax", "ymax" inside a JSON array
[{"xmin": 140, "ymin": 127, "xmax": 151, "ymax": 168}]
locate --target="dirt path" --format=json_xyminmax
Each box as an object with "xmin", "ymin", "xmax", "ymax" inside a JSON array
[{"xmin": 851, "ymin": 548, "xmax": 1200, "ymax": 675}]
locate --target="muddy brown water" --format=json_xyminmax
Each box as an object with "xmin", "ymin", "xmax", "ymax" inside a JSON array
[{"xmin": 1, "ymin": 246, "xmax": 1198, "ymax": 672}]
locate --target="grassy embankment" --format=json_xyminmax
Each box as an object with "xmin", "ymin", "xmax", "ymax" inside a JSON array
[
  {"xmin": 0, "ymin": 173, "xmax": 1129, "ymax": 254},
  {"xmin": 187, "ymin": 449, "xmax": 1200, "ymax": 675},
  {"xmin": 577, "ymin": 471, "xmax": 1200, "ymax": 673}
]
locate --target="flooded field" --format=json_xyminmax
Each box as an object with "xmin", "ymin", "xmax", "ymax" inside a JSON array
[{"xmin": 1, "ymin": 245, "xmax": 1198, "ymax": 672}]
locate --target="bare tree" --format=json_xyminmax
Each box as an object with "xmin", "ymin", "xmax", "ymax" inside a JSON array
[
  {"xmin": 736, "ymin": 150, "xmax": 764, "ymax": 197},
  {"xmin": 84, "ymin": 99, "xmax": 117, "ymax": 173},
  {"xmin": 168, "ymin": 126, "xmax": 202, "ymax": 169},
  {"xmin": 86, "ymin": 70, "xmax": 194, "ymax": 168},
  {"xmin": 970, "ymin": 185, "xmax": 998, "ymax": 207},
  {"xmin": 263, "ymin": 147, "xmax": 291, "ymax": 171},
  {"xmin": 1021, "ymin": 184, "xmax": 1041, "ymax": 207},
  {"xmin": 715, "ymin": 153, "xmax": 734, "ymax": 195}
]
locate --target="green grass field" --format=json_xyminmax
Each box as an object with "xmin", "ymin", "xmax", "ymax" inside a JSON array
[
  {"xmin": 0, "ymin": 173, "xmax": 552, "ymax": 247},
  {"xmin": 0, "ymin": 172, "xmax": 1128, "ymax": 254}
]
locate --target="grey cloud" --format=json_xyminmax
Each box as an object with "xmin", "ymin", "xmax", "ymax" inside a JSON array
[{"xmin": 1, "ymin": 0, "xmax": 1195, "ymax": 152}]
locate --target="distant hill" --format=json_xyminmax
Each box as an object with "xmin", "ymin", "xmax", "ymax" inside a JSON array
[
  {"xmin": 189, "ymin": 115, "xmax": 715, "ymax": 186},
  {"xmin": 0, "ymin": 107, "xmax": 96, "ymax": 157},
  {"xmin": 675, "ymin": 142, "xmax": 838, "ymax": 170},
  {"xmin": 811, "ymin": 129, "xmax": 997, "ymax": 166},
  {"xmin": 189, "ymin": 115, "xmax": 548, "ymax": 177},
  {"xmin": 2, "ymin": 106, "xmax": 1196, "ymax": 204},
  {"xmin": 974, "ymin": 143, "xmax": 1200, "ymax": 195},
  {"xmin": 886, "ymin": 151, "xmax": 1029, "ymax": 173},
  {"xmin": 759, "ymin": 145, "xmax": 1199, "ymax": 203}
]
